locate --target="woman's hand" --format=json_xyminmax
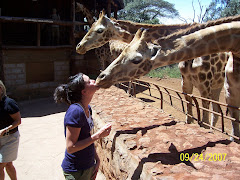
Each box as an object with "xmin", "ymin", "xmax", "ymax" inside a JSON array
[
  {"xmin": 66, "ymin": 123, "xmax": 112, "ymax": 154},
  {"xmin": 0, "ymin": 128, "xmax": 6, "ymax": 137},
  {"xmin": 97, "ymin": 123, "xmax": 112, "ymax": 139}
]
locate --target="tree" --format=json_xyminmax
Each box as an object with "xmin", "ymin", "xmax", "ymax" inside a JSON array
[
  {"xmin": 177, "ymin": 0, "xmax": 210, "ymax": 23},
  {"xmin": 118, "ymin": 0, "xmax": 179, "ymax": 24},
  {"xmin": 204, "ymin": 0, "xmax": 240, "ymax": 21}
]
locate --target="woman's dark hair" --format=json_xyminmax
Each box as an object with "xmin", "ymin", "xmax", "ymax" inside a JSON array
[
  {"xmin": 0, "ymin": 80, "xmax": 7, "ymax": 99},
  {"xmin": 54, "ymin": 73, "xmax": 85, "ymax": 105}
]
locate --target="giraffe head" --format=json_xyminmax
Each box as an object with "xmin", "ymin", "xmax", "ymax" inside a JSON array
[
  {"xmin": 96, "ymin": 28, "xmax": 160, "ymax": 88},
  {"xmin": 96, "ymin": 21, "xmax": 240, "ymax": 88},
  {"xmin": 76, "ymin": 11, "xmax": 132, "ymax": 54},
  {"xmin": 75, "ymin": 2, "xmax": 84, "ymax": 13}
]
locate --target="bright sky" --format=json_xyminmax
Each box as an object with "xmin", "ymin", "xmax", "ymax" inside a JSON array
[{"xmin": 163, "ymin": 0, "xmax": 212, "ymax": 24}]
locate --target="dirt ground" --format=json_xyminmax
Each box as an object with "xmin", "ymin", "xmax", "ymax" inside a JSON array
[
  {"xmin": 123, "ymin": 76, "xmax": 233, "ymax": 138},
  {"xmin": 6, "ymin": 98, "xmax": 106, "ymax": 180},
  {"xmin": 137, "ymin": 76, "xmax": 226, "ymax": 121}
]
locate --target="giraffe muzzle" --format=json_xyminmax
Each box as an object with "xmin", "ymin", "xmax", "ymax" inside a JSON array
[
  {"xmin": 76, "ymin": 44, "xmax": 86, "ymax": 54},
  {"xmin": 96, "ymin": 73, "xmax": 113, "ymax": 88}
]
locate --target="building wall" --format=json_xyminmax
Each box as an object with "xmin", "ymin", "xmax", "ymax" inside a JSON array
[
  {"xmin": 2, "ymin": 48, "xmax": 71, "ymax": 100},
  {"xmin": 70, "ymin": 49, "xmax": 101, "ymax": 78}
]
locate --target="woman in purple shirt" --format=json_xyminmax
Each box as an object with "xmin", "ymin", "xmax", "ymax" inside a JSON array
[{"xmin": 54, "ymin": 73, "xmax": 111, "ymax": 180}]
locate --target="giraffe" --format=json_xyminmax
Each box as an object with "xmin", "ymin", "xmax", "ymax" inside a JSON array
[
  {"xmin": 224, "ymin": 53, "xmax": 240, "ymax": 142},
  {"xmin": 75, "ymin": 3, "xmax": 114, "ymax": 70},
  {"xmin": 76, "ymin": 12, "xmax": 237, "ymax": 126},
  {"xmin": 76, "ymin": 11, "xmax": 193, "ymax": 96},
  {"xmin": 95, "ymin": 20, "xmax": 240, "ymax": 141},
  {"xmin": 75, "ymin": 5, "xmax": 127, "ymax": 70},
  {"xmin": 76, "ymin": 11, "xmax": 191, "ymax": 55},
  {"xmin": 74, "ymin": 6, "xmax": 135, "ymax": 93},
  {"xmin": 74, "ymin": 6, "xmax": 137, "ymax": 94},
  {"xmin": 75, "ymin": 2, "xmax": 95, "ymax": 25},
  {"xmin": 94, "ymin": 41, "xmax": 129, "ymax": 70}
]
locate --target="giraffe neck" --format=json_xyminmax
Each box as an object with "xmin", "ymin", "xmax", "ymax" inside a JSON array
[
  {"xmin": 115, "ymin": 19, "xmax": 191, "ymax": 32},
  {"xmin": 76, "ymin": 3, "xmax": 94, "ymax": 25},
  {"xmin": 160, "ymin": 14, "xmax": 240, "ymax": 42},
  {"xmin": 152, "ymin": 22, "xmax": 240, "ymax": 69},
  {"xmin": 108, "ymin": 18, "xmax": 192, "ymax": 54},
  {"xmin": 112, "ymin": 18, "xmax": 192, "ymax": 43}
]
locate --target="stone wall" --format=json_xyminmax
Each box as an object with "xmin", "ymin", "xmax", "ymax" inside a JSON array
[
  {"xmin": 2, "ymin": 48, "xmax": 71, "ymax": 100},
  {"xmin": 71, "ymin": 49, "xmax": 100, "ymax": 78},
  {"xmin": 4, "ymin": 63, "xmax": 26, "ymax": 87},
  {"xmin": 91, "ymin": 86, "xmax": 240, "ymax": 180},
  {"xmin": 54, "ymin": 61, "xmax": 70, "ymax": 82}
]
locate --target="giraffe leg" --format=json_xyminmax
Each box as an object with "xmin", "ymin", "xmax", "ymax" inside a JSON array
[
  {"xmin": 210, "ymin": 88, "xmax": 222, "ymax": 127},
  {"xmin": 181, "ymin": 76, "xmax": 194, "ymax": 124},
  {"xmin": 127, "ymin": 81, "xmax": 135, "ymax": 96},
  {"xmin": 224, "ymin": 53, "xmax": 240, "ymax": 142},
  {"xmin": 228, "ymin": 108, "xmax": 240, "ymax": 142},
  {"xmin": 201, "ymin": 99, "xmax": 210, "ymax": 128},
  {"xmin": 225, "ymin": 77, "xmax": 240, "ymax": 142}
]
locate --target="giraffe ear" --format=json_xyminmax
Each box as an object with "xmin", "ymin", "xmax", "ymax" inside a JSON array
[
  {"xmin": 140, "ymin": 29, "xmax": 149, "ymax": 40},
  {"xmin": 76, "ymin": 2, "xmax": 83, "ymax": 10},
  {"xmin": 150, "ymin": 44, "xmax": 161, "ymax": 61},
  {"xmin": 133, "ymin": 28, "xmax": 145, "ymax": 41},
  {"xmin": 99, "ymin": 10, "xmax": 105, "ymax": 18}
]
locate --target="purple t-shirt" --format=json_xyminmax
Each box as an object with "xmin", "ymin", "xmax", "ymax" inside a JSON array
[{"xmin": 61, "ymin": 103, "xmax": 95, "ymax": 172}]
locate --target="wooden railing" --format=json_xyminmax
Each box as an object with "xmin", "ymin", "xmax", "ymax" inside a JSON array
[{"xmin": 119, "ymin": 79, "xmax": 240, "ymax": 142}]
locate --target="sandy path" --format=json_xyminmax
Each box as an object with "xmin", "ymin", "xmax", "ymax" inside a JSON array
[{"xmin": 4, "ymin": 98, "xmax": 105, "ymax": 180}]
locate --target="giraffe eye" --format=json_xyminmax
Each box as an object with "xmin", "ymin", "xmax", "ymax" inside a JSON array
[
  {"xmin": 131, "ymin": 57, "xmax": 142, "ymax": 64},
  {"xmin": 96, "ymin": 28, "xmax": 104, "ymax": 33}
]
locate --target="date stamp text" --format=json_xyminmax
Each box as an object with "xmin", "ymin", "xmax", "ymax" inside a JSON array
[{"xmin": 180, "ymin": 153, "xmax": 227, "ymax": 161}]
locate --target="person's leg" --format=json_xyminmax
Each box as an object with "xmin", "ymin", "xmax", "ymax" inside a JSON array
[
  {"xmin": 82, "ymin": 166, "xmax": 95, "ymax": 180},
  {"xmin": 63, "ymin": 171, "xmax": 75, "ymax": 180},
  {"xmin": 0, "ymin": 163, "xmax": 7, "ymax": 180},
  {"xmin": 5, "ymin": 162, "xmax": 17, "ymax": 180},
  {"xmin": 63, "ymin": 166, "xmax": 95, "ymax": 180}
]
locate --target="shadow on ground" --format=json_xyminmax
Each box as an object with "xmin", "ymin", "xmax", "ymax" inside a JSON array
[
  {"xmin": 131, "ymin": 139, "xmax": 232, "ymax": 179},
  {"xmin": 117, "ymin": 81, "xmax": 151, "ymax": 96},
  {"xmin": 18, "ymin": 97, "xmax": 68, "ymax": 118}
]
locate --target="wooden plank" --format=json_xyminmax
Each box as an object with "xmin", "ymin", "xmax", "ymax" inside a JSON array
[
  {"xmin": 70, "ymin": 0, "xmax": 76, "ymax": 48},
  {"xmin": 2, "ymin": 49, "xmax": 72, "ymax": 64},
  {"xmin": 107, "ymin": 0, "xmax": 111, "ymax": 17},
  {"xmin": 0, "ymin": 16, "xmax": 87, "ymax": 26},
  {"xmin": 37, "ymin": 24, "xmax": 40, "ymax": 46},
  {"xmin": 0, "ymin": 23, "xmax": 4, "ymax": 82},
  {"xmin": 2, "ymin": 45, "xmax": 72, "ymax": 49}
]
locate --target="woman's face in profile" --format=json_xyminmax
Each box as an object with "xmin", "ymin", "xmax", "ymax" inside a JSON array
[{"xmin": 82, "ymin": 75, "xmax": 99, "ymax": 95}]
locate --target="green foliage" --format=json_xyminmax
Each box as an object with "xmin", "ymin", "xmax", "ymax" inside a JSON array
[
  {"xmin": 119, "ymin": 0, "xmax": 179, "ymax": 24},
  {"xmin": 204, "ymin": 0, "xmax": 240, "ymax": 21},
  {"xmin": 146, "ymin": 64, "xmax": 181, "ymax": 79},
  {"xmin": 221, "ymin": 0, "xmax": 240, "ymax": 16}
]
